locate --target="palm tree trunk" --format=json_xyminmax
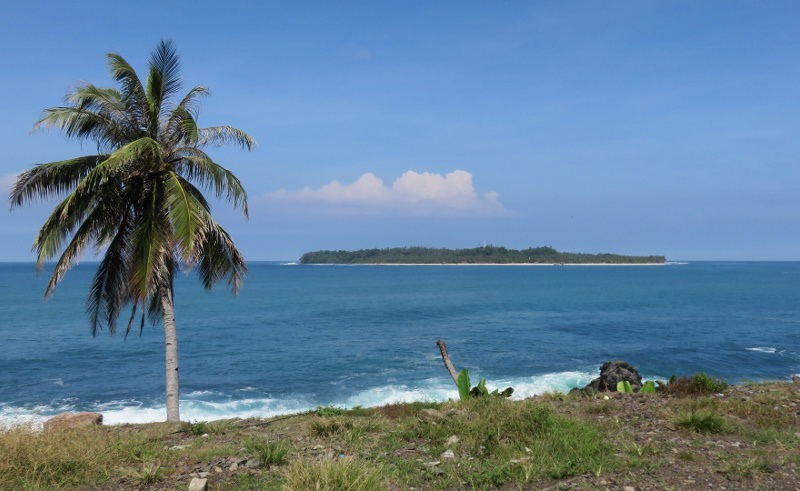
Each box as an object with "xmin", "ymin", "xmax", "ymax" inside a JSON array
[{"xmin": 160, "ymin": 285, "xmax": 180, "ymax": 422}]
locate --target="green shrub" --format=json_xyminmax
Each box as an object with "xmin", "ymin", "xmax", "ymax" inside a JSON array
[
  {"xmin": 316, "ymin": 406, "xmax": 347, "ymax": 417},
  {"xmin": 691, "ymin": 373, "xmax": 728, "ymax": 393},
  {"xmin": 182, "ymin": 420, "xmax": 208, "ymax": 436}
]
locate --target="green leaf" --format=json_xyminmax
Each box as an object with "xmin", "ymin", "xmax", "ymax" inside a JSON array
[
  {"xmin": 457, "ymin": 369, "xmax": 471, "ymax": 401},
  {"xmin": 641, "ymin": 381, "xmax": 656, "ymax": 394},
  {"xmin": 476, "ymin": 378, "xmax": 488, "ymax": 397},
  {"xmin": 616, "ymin": 381, "xmax": 633, "ymax": 393}
]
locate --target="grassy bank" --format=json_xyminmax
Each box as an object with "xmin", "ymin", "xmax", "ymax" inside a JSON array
[{"xmin": 2, "ymin": 379, "xmax": 799, "ymax": 490}]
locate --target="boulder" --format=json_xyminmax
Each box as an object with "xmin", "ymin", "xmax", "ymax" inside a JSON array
[
  {"xmin": 579, "ymin": 360, "xmax": 643, "ymax": 394},
  {"xmin": 43, "ymin": 411, "xmax": 103, "ymax": 431},
  {"xmin": 418, "ymin": 408, "xmax": 446, "ymax": 424},
  {"xmin": 188, "ymin": 477, "xmax": 208, "ymax": 491}
]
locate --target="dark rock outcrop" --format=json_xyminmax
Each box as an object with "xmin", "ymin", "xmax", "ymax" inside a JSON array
[{"xmin": 576, "ymin": 360, "xmax": 643, "ymax": 394}]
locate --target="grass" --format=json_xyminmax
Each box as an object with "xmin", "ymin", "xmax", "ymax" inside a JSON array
[
  {"xmin": 1, "ymin": 380, "xmax": 798, "ymax": 489},
  {"xmin": 124, "ymin": 461, "xmax": 164, "ymax": 485},
  {"xmin": 674, "ymin": 406, "xmax": 727, "ymax": 433},
  {"xmin": 281, "ymin": 458, "xmax": 388, "ymax": 491},
  {"xmin": 244, "ymin": 438, "xmax": 290, "ymax": 468},
  {"xmin": 0, "ymin": 422, "xmax": 116, "ymax": 488},
  {"xmin": 393, "ymin": 397, "xmax": 619, "ymax": 486}
]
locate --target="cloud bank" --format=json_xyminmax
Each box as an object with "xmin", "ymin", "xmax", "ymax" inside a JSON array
[{"xmin": 264, "ymin": 170, "xmax": 506, "ymax": 216}]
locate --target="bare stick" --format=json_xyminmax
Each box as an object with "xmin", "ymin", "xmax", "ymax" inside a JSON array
[{"xmin": 436, "ymin": 339, "xmax": 459, "ymax": 386}]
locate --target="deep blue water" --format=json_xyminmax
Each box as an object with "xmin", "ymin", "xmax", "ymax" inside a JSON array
[{"xmin": 1, "ymin": 261, "xmax": 798, "ymax": 424}]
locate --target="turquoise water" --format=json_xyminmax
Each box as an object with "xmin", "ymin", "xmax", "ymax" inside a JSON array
[{"xmin": 1, "ymin": 261, "xmax": 798, "ymax": 424}]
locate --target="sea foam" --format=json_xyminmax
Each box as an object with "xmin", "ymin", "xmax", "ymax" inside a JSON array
[{"xmin": 0, "ymin": 370, "xmax": 601, "ymax": 426}]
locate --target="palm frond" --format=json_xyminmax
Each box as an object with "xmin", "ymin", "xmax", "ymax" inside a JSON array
[
  {"xmin": 9, "ymin": 156, "xmax": 104, "ymax": 208},
  {"xmin": 70, "ymin": 138, "xmax": 162, "ymax": 199},
  {"xmin": 106, "ymin": 52, "xmax": 148, "ymax": 124},
  {"xmin": 128, "ymin": 181, "xmax": 171, "ymax": 300},
  {"xmin": 33, "ymin": 106, "xmax": 120, "ymax": 151},
  {"xmin": 146, "ymin": 40, "xmax": 182, "ymax": 131},
  {"xmin": 197, "ymin": 126, "xmax": 256, "ymax": 151},
  {"xmin": 164, "ymin": 172, "xmax": 206, "ymax": 264},
  {"xmin": 63, "ymin": 83, "xmax": 140, "ymax": 143},
  {"xmin": 86, "ymin": 217, "xmax": 132, "ymax": 335},
  {"xmin": 173, "ymin": 152, "xmax": 248, "ymax": 215},
  {"xmin": 42, "ymin": 194, "xmax": 125, "ymax": 297},
  {"xmin": 195, "ymin": 218, "xmax": 247, "ymax": 293}
]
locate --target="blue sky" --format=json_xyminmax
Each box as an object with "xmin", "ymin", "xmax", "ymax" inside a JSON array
[{"xmin": 2, "ymin": 1, "xmax": 799, "ymax": 261}]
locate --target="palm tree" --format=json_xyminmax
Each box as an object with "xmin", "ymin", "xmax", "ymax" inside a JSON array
[{"xmin": 8, "ymin": 40, "xmax": 255, "ymax": 422}]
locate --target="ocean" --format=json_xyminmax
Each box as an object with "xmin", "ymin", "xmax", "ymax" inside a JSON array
[{"xmin": 1, "ymin": 261, "xmax": 798, "ymax": 426}]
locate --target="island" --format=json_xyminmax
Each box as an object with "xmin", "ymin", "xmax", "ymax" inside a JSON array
[{"xmin": 298, "ymin": 246, "xmax": 666, "ymax": 265}]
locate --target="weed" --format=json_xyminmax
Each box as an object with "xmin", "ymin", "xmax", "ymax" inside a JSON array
[
  {"xmin": 125, "ymin": 461, "xmax": 164, "ymax": 484},
  {"xmin": 721, "ymin": 457, "xmax": 775, "ymax": 477},
  {"xmin": 310, "ymin": 417, "xmax": 354, "ymax": 437},
  {"xmin": 742, "ymin": 427, "xmax": 800, "ymax": 446},
  {"xmin": 281, "ymin": 458, "xmax": 387, "ymax": 491},
  {"xmin": 675, "ymin": 408, "xmax": 727, "ymax": 433},
  {"xmin": 186, "ymin": 442, "xmax": 240, "ymax": 462},
  {"xmin": 316, "ymin": 406, "xmax": 347, "ymax": 417},
  {"xmin": 692, "ymin": 373, "xmax": 728, "ymax": 393},
  {"xmin": 661, "ymin": 373, "xmax": 727, "ymax": 397},
  {"xmin": 0, "ymin": 423, "xmax": 112, "ymax": 488},
  {"xmin": 346, "ymin": 405, "xmax": 375, "ymax": 417},
  {"xmin": 206, "ymin": 419, "xmax": 236, "ymax": 435},
  {"xmin": 401, "ymin": 397, "xmax": 616, "ymax": 481},
  {"xmin": 584, "ymin": 401, "xmax": 616, "ymax": 414},
  {"xmin": 182, "ymin": 420, "xmax": 208, "ymax": 436},
  {"xmin": 245, "ymin": 438, "xmax": 289, "ymax": 468},
  {"xmin": 374, "ymin": 400, "xmax": 442, "ymax": 419},
  {"xmin": 539, "ymin": 390, "xmax": 566, "ymax": 401},
  {"xmin": 624, "ymin": 442, "xmax": 656, "ymax": 457}
]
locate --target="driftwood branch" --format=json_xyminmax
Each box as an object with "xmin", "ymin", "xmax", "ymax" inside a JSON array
[{"xmin": 436, "ymin": 339, "xmax": 459, "ymax": 386}]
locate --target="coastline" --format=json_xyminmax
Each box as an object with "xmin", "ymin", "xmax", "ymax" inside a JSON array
[
  {"xmin": 303, "ymin": 262, "xmax": 668, "ymax": 266},
  {"xmin": 6, "ymin": 380, "xmax": 799, "ymax": 490}
]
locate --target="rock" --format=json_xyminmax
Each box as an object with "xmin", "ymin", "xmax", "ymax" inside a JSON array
[
  {"xmin": 580, "ymin": 360, "xmax": 643, "ymax": 393},
  {"xmin": 212, "ymin": 465, "xmax": 223, "ymax": 473},
  {"xmin": 441, "ymin": 449, "xmax": 455, "ymax": 459},
  {"xmin": 43, "ymin": 411, "xmax": 103, "ymax": 431},
  {"xmin": 418, "ymin": 408, "xmax": 446, "ymax": 424},
  {"xmin": 188, "ymin": 477, "xmax": 208, "ymax": 491},
  {"xmin": 245, "ymin": 458, "xmax": 262, "ymax": 468},
  {"xmin": 446, "ymin": 435, "xmax": 460, "ymax": 445},
  {"xmin": 792, "ymin": 374, "xmax": 800, "ymax": 384},
  {"xmin": 229, "ymin": 462, "xmax": 239, "ymax": 472}
]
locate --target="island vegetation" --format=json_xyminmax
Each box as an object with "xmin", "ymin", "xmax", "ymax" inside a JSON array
[{"xmin": 299, "ymin": 246, "xmax": 666, "ymax": 265}]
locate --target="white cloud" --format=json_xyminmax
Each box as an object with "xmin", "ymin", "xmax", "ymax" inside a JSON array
[{"xmin": 264, "ymin": 170, "xmax": 506, "ymax": 216}]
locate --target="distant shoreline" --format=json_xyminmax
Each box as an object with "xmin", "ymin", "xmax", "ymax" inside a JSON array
[
  {"xmin": 303, "ymin": 262, "xmax": 667, "ymax": 266},
  {"xmin": 299, "ymin": 246, "xmax": 667, "ymax": 265}
]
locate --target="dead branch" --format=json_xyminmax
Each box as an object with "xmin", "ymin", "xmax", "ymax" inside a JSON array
[{"xmin": 436, "ymin": 339, "xmax": 459, "ymax": 386}]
